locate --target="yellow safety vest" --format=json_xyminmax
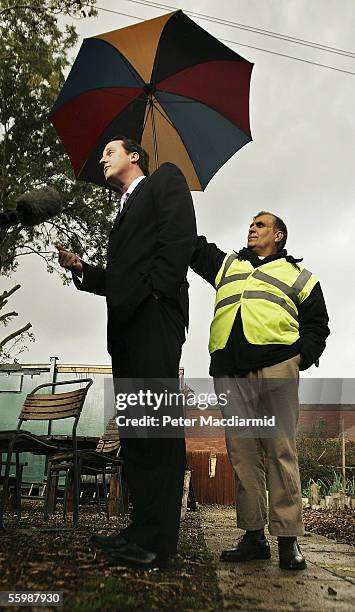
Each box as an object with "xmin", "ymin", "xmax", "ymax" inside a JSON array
[{"xmin": 209, "ymin": 252, "xmax": 318, "ymax": 353}]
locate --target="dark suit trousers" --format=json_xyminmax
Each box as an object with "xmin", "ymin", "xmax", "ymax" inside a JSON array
[{"xmin": 111, "ymin": 295, "xmax": 186, "ymax": 556}]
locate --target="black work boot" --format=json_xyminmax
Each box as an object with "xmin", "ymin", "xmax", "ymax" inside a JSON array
[
  {"xmin": 278, "ymin": 537, "xmax": 307, "ymax": 570},
  {"xmin": 220, "ymin": 529, "xmax": 271, "ymax": 562}
]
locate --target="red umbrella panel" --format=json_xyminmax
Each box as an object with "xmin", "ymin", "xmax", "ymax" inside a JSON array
[{"xmin": 50, "ymin": 10, "xmax": 253, "ymax": 191}]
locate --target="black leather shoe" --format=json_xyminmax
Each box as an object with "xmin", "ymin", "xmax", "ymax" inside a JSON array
[
  {"xmin": 220, "ymin": 535, "xmax": 271, "ymax": 562},
  {"xmin": 91, "ymin": 532, "xmax": 127, "ymax": 550},
  {"xmin": 278, "ymin": 538, "xmax": 307, "ymax": 570},
  {"xmin": 103, "ymin": 542, "xmax": 167, "ymax": 568}
]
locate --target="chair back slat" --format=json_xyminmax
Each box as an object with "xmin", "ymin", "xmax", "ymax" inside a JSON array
[
  {"xmin": 26, "ymin": 392, "xmax": 87, "ymax": 401},
  {"xmin": 23, "ymin": 396, "xmax": 84, "ymax": 409},
  {"xmin": 20, "ymin": 406, "xmax": 83, "ymax": 420},
  {"xmin": 19, "ymin": 382, "xmax": 91, "ymax": 423},
  {"xmin": 22, "ymin": 400, "xmax": 83, "ymax": 412},
  {"xmin": 24, "ymin": 389, "xmax": 85, "ymax": 402}
]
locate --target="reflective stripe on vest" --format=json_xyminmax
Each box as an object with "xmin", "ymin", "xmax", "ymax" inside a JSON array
[
  {"xmin": 209, "ymin": 252, "xmax": 318, "ymax": 353},
  {"xmin": 242, "ymin": 290, "xmax": 298, "ymax": 321}
]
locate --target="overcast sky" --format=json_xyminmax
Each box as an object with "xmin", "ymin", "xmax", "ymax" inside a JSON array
[{"xmin": 3, "ymin": 0, "xmax": 355, "ymax": 379}]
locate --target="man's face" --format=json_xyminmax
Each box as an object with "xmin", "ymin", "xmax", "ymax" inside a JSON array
[
  {"xmin": 247, "ymin": 214, "xmax": 282, "ymax": 256},
  {"xmin": 100, "ymin": 140, "xmax": 133, "ymax": 186}
]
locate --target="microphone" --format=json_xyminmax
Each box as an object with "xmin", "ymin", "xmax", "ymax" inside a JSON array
[{"xmin": 0, "ymin": 187, "xmax": 62, "ymax": 229}]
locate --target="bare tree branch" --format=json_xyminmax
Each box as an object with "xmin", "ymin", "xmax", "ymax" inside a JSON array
[
  {"xmin": 0, "ymin": 284, "xmax": 21, "ymax": 304},
  {"xmin": 0, "ymin": 322, "xmax": 32, "ymax": 349},
  {"xmin": 0, "ymin": 311, "xmax": 18, "ymax": 323},
  {"xmin": 13, "ymin": 244, "xmax": 57, "ymax": 270},
  {"xmin": 13, "ymin": 249, "xmax": 54, "ymax": 257}
]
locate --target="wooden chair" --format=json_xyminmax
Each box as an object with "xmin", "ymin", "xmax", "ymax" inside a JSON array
[
  {"xmin": 45, "ymin": 437, "xmax": 126, "ymax": 520},
  {"xmin": 0, "ymin": 378, "xmax": 93, "ymax": 529},
  {"xmin": 0, "ymin": 457, "xmax": 27, "ymax": 513}
]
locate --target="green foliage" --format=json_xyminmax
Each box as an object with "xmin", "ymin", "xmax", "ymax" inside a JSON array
[
  {"xmin": 297, "ymin": 436, "xmax": 355, "ymax": 467},
  {"xmin": 323, "ymin": 470, "xmax": 355, "ymax": 496},
  {"xmin": 301, "ymin": 473, "xmax": 355, "ymax": 497},
  {"xmin": 298, "ymin": 457, "xmax": 334, "ymax": 493},
  {"xmin": 297, "ymin": 437, "xmax": 355, "ymax": 493},
  {"xmin": 347, "ymin": 476, "xmax": 355, "ymax": 496},
  {"xmin": 302, "ymin": 477, "xmax": 329, "ymax": 498},
  {"xmin": 0, "ymin": 0, "xmax": 117, "ymax": 279},
  {"xmin": 327, "ymin": 471, "xmax": 346, "ymax": 495}
]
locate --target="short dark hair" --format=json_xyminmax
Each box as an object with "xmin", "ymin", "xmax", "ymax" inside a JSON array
[
  {"xmin": 109, "ymin": 135, "xmax": 150, "ymax": 176},
  {"xmin": 255, "ymin": 211, "xmax": 288, "ymax": 251}
]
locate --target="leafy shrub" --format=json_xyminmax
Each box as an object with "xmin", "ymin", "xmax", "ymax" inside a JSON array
[
  {"xmin": 296, "ymin": 437, "xmax": 355, "ymax": 467},
  {"xmin": 298, "ymin": 457, "xmax": 334, "ymax": 493}
]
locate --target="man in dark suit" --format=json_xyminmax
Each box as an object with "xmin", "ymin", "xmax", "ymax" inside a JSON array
[{"xmin": 57, "ymin": 136, "xmax": 197, "ymax": 567}]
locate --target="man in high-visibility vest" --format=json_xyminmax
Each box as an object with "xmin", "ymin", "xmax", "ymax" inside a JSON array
[{"xmin": 190, "ymin": 211, "xmax": 329, "ymax": 570}]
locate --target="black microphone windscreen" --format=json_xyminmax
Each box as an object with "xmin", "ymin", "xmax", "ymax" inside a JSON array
[{"xmin": 15, "ymin": 187, "xmax": 62, "ymax": 226}]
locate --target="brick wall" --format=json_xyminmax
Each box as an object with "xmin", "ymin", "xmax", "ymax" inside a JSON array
[{"xmin": 298, "ymin": 405, "xmax": 355, "ymax": 438}]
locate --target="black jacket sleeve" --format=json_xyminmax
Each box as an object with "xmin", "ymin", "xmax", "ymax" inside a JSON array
[
  {"xmin": 150, "ymin": 163, "xmax": 197, "ymax": 297},
  {"xmin": 190, "ymin": 235, "xmax": 226, "ymax": 287},
  {"xmin": 72, "ymin": 261, "xmax": 106, "ymax": 296},
  {"xmin": 298, "ymin": 282, "xmax": 330, "ymax": 370}
]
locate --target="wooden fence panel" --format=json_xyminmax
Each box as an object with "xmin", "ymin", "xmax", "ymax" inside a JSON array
[{"xmin": 187, "ymin": 450, "xmax": 235, "ymax": 505}]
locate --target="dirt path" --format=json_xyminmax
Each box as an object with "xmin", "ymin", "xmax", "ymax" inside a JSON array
[{"xmin": 200, "ymin": 505, "xmax": 355, "ymax": 611}]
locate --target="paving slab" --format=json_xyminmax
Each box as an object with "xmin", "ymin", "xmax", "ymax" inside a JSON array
[{"xmin": 200, "ymin": 505, "xmax": 355, "ymax": 612}]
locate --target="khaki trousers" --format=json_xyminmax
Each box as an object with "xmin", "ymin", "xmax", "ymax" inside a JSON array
[{"xmin": 214, "ymin": 355, "xmax": 304, "ymax": 536}]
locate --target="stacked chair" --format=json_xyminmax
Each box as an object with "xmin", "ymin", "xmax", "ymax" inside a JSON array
[
  {"xmin": 0, "ymin": 378, "xmax": 93, "ymax": 529},
  {"xmin": 45, "ymin": 431, "xmax": 124, "ymax": 522}
]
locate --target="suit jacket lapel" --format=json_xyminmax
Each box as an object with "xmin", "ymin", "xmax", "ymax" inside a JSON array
[{"xmin": 111, "ymin": 177, "xmax": 147, "ymax": 231}]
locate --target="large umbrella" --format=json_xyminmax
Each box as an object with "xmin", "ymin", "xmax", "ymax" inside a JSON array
[{"xmin": 50, "ymin": 10, "xmax": 253, "ymax": 191}]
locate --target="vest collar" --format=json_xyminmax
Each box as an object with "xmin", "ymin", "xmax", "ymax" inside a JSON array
[{"xmin": 236, "ymin": 247, "xmax": 302, "ymax": 268}]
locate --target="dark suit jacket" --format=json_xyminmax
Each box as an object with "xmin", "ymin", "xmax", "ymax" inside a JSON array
[{"xmin": 73, "ymin": 162, "xmax": 197, "ymax": 353}]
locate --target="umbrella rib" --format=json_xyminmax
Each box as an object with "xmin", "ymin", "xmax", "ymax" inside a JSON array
[
  {"xmin": 140, "ymin": 100, "xmax": 154, "ymax": 146},
  {"xmin": 142, "ymin": 100, "xmax": 152, "ymax": 134},
  {"xmin": 155, "ymin": 98, "xmax": 204, "ymax": 103},
  {"xmin": 154, "ymin": 91, "xmax": 251, "ymax": 138},
  {"xmin": 150, "ymin": 97, "xmax": 160, "ymax": 170},
  {"xmin": 90, "ymin": 88, "xmax": 146, "ymax": 102},
  {"xmin": 150, "ymin": 98, "xmax": 202, "ymax": 187},
  {"xmin": 151, "ymin": 98, "xmax": 177, "ymax": 130},
  {"xmin": 97, "ymin": 39, "xmax": 144, "ymax": 89}
]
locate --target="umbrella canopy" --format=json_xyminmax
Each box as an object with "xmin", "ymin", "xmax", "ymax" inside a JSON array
[{"xmin": 50, "ymin": 10, "xmax": 253, "ymax": 191}]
